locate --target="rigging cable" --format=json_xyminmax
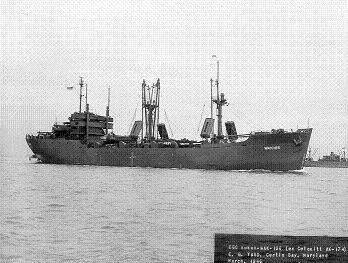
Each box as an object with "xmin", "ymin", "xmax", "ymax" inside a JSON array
[
  {"xmin": 128, "ymin": 108, "xmax": 137, "ymax": 134},
  {"xmin": 197, "ymin": 104, "xmax": 205, "ymax": 132},
  {"xmin": 127, "ymin": 93, "xmax": 142, "ymax": 134},
  {"xmin": 160, "ymin": 91, "xmax": 175, "ymax": 138},
  {"xmin": 164, "ymin": 109, "xmax": 174, "ymax": 138}
]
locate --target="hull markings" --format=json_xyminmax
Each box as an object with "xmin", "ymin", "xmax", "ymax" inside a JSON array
[{"xmin": 130, "ymin": 152, "xmax": 136, "ymax": 167}]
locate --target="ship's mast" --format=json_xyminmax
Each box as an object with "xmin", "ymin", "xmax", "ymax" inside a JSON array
[
  {"xmin": 85, "ymin": 81, "xmax": 90, "ymax": 141},
  {"xmin": 216, "ymin": 60, "xmax": 221, "ymax": 137},
  {"xmin": 142, "ymin": 80, "xmax": 145, "ymax": 140},
  {"xmin": 105, "ymin": 87, "xmax": 110, "ymax": 134},
  {"xmin": 210, "ymin": 78, "xmax": 214, "ymax": 134},
  {"xmin": 79, "ymin": 77, "xmax": 84, "ymax": 113},
  {"xmin": 86, "ymin": 103, "xmax": 89, "ymax": 141},
  {"xmin": 84, "ymin": 82, "xmax": 89, "ymax": 141},
  {"xmin": 85, "ymin": 84, "xmax": 88, "ymax": 111},
  {"xmin": 156, "ymin": 80, "xmax": 161, "ymax": 139},
  {"xmin": 212, "ymin": 57, "xmax": 227, "ymax": 140}
]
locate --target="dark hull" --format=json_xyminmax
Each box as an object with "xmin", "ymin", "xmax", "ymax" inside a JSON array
[
  {"xmin": 304, "ymin": 160, "xmax": 348, "ymax": 168},
  {"xmin": 26, "ymin": 129, "xmax": 312, "ymax": 171}
]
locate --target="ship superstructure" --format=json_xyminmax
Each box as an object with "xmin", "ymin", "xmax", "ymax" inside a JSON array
[{"xmin": 304, "ymin": 149, "xmax": 348, "ymax": 168}]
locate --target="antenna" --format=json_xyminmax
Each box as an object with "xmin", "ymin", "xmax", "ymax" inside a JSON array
[
  {"xmin": 217, "ymin": 60, "xmax": 219, "ymax": 96},
  {"xmin": 108, "ymin": 87, "xmax": 110, "ymax": 109}
]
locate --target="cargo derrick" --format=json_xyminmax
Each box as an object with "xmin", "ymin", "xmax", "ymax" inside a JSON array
[{"xmin": 142, "ymin": 79, "xmax": 160, "ymax": 143}]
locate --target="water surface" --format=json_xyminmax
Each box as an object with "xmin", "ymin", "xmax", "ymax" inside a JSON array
[{"xmin": 1, "ymin": 156, "xmax": 347, "ymax": 262}]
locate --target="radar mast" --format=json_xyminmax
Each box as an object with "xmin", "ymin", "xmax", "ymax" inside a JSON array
[{"xmin": 212, "ymin": 57, "xmax": 228, "ymax": 140}]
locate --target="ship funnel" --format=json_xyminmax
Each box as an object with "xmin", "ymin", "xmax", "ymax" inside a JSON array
[
  {"xmin": 130, "ymin": 121, "xmax": 142, "ymax": 139},
  {"xmin": 200, "ymin": 118, "xmax": 214, "ymax": 138},
  {"xmin": 225, "ymin": 121, "xmax": 237, "ymax": 140},
  {"xmin": 157, "ymin": 123, "xmax": 169, "ymax": 140}
]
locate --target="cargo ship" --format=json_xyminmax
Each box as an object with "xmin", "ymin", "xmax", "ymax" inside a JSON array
[
  {"xmin": 304, "ymin": 149, "xmax": 348, "ymax": 168},
  {"xmin": 26, "ymin": 63, "xmax": 312, "ymax": 171}
]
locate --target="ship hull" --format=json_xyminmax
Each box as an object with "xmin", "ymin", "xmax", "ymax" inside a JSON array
[{"xmin": 26, "ymin": 129, "xmax": 311, "ymax": 171}]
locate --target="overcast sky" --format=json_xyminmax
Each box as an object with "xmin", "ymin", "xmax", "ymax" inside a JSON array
[{"xmin": 1, "ymin": 0, "xmax": 347, "ymax": 158}]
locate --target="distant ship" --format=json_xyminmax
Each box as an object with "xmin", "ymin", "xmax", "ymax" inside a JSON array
[
  {"xmin": 304, "ymin": 149, "xmax": 348, "ymax": 168},
  {"xmin": 26, "ymin": 62, "xmax": 312, "ymax": 171}
]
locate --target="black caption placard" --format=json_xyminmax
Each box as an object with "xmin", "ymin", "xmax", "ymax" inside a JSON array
[{"xmin": 214, "ymin": 234, "xmax": 348, "ymax": 263}]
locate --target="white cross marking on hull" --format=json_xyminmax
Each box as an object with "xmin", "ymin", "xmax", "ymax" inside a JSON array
[{"xmin": 130, "ymin": 152, "xmax": 136, "ymax": 167}]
